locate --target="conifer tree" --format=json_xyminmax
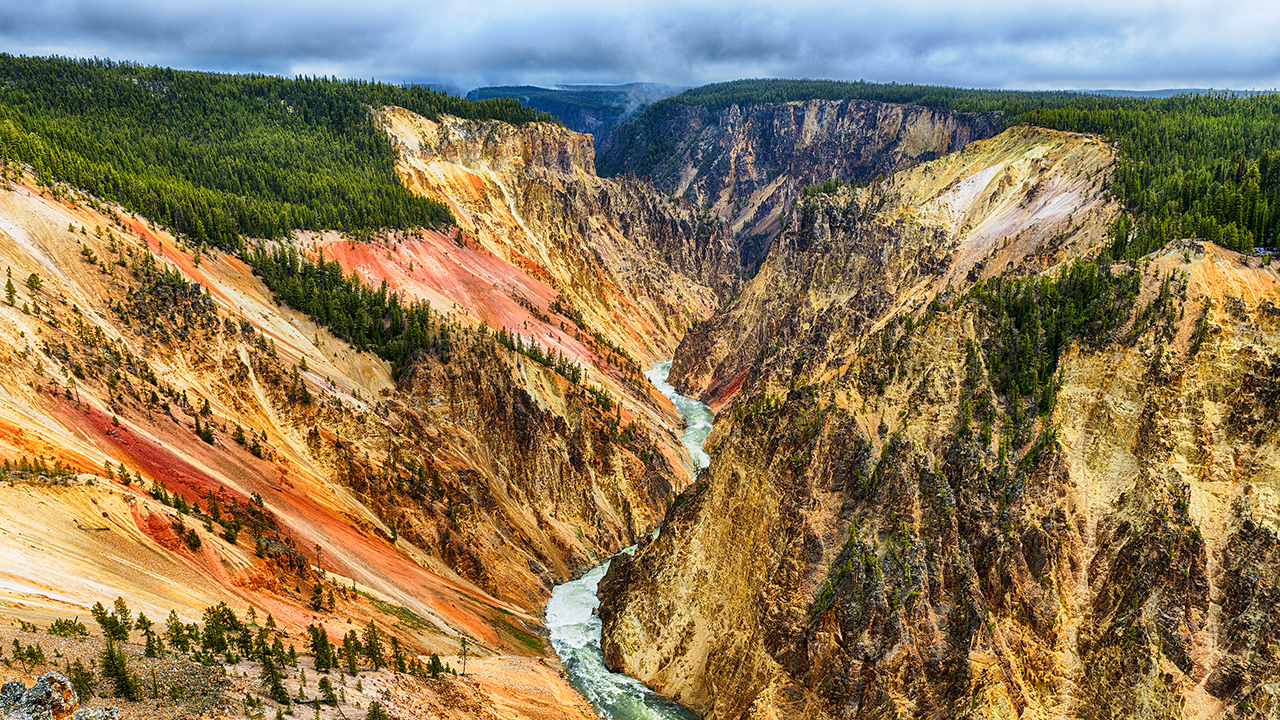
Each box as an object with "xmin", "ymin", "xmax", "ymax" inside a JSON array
[
  {"xmin": 259, "ymin": 652, "xmax": 289, "ymax": 705},
  {"xmin": 100, "ymin": 639, "xmax": 140, "ymax": 701},
  {"xmin": 166, "ymin": 610, "xmax": 191, "ymax": 653},
  {"xmin": 362, "ymin": 622, "xmax": 383, "ymax": 670}
]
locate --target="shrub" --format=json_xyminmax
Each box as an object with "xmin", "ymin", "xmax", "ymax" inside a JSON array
[{"xmin": 48, "ymin": 617, "xmax": 89, "ymax": 637}]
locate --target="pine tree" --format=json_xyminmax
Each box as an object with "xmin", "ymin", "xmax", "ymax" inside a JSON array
[
  {"xmin": 135, "ymin": 613, "xmax": 162, "ymax": 657},
  {"xmin": 307, "ymin": 625, "xmax": 335, "ymax": 673},
  {"xmin": 317, "ymin": 676, "xmax": 337, "ymax": 705},
  {"xmin": 259, "ymin": 653, "xmax": 290, "ymax": 705},
  {"xmin": 100, "ymin": 639, "xmax": 140, "ymax": 701},
  {"xmin": 91, "ymin": 597, "xmax": 133, "ymax": 641},
  {"xmin": 391, "ymin": 636, "xmax": 406, "ymax": 673},
  {"xmin": 342, "ymin": 631, "xmax": 361, "ymax": 675},
  {"xmin": 68, "ymin": 659, "xmax": 96, "ymax": 699},
  {"xmin": 201, "ymin": 605, "xmax": 228, "ymax": 655},
  {"xmin": 166, "ymin": 610, "xmax": 191, "ymax": 653},
  {"xmin": 362, "ymin": 622, "xmax": 383, "ymax": 670}
]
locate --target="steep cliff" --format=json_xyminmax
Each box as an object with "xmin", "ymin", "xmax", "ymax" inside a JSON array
[
  {"xmin": 599, "ymin": 125, "xmax": 1280, "ymax": 719},
  {"xmin": 379, "ymin": 106, "xmax": 739, "ymax": 358},
  {"xmin": 601, "ymin": 99, "xmax": 1001, "ymax": 268}
]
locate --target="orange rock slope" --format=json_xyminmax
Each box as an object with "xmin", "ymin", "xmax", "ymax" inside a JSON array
[{"xmin": 0, "ymin": 108, "xmax": 734, "ymax": 718}]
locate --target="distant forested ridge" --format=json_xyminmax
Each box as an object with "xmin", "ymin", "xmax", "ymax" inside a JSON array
[
  {"xmin": 466, "ymin": 83, "xmax": 679, "ymax": 148},
  {"xmin": 612, "ymin": 78, "xmax": 1280, "ymax": 257},
  {"xmin": 0, "ymin": 55, "xmax": 555, "ymax": 250},
  {"xmin": 659, "ymin": 79, "xmax": 1077, "ymax": 113}
]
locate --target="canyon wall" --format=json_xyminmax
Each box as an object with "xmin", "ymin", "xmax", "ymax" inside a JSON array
[
  {"xmin": 599, "ymin": 126, "xmax": 1280, "ymax": 719},
  {"xmin": 602, "ymin": 99, "xmax": 1002, "ymax": 268},
  {"xmin": 0, "ymin": 107, "xmax": 737, "ymax": 718}
]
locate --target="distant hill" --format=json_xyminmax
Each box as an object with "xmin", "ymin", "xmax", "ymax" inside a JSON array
[
  {"xmin": 1083, "ymin": 88, "xmax": 1278, "ymax": 98},
  {"xmin": 466, "ymin": 83, "xmax": 683, "ymax": 151},
  {"xmin": 413, "ymin": 81, "xmax": 468, "ymax": 97}
]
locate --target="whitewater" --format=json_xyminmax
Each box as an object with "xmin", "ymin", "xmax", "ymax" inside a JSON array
[{"xmin": 544, "ymin": 361, "xmax": 710, "ymax": 720}]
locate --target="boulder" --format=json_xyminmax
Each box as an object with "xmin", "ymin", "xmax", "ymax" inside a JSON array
[{"xmin": 0, "ymin": 672, "xmax": 76, "ymax": 720}]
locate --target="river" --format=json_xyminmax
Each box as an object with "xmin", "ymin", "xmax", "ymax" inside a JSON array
[{"xmin": 544, "ymin": 360, "xmax": 710, "ymax": 720}]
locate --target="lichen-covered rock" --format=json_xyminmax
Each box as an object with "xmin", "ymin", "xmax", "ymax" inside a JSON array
[
  {"xmin": 0, "ymin": 683, "xmax": 26, "ymax": 714},
  {"xmin": 1, "ymin": 672, "xmax": 77, "ymax": 720},
  {"xmin": 70, "ymin": 707, "xmax": 118, "ymax": 720}
]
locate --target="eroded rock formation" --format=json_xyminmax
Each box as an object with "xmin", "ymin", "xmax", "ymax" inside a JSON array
[
  {"xmin": 0, "ymin": 672, "xmax": 115, "ymax": 720},
  {"xmin": 602, "ymin": 98, "xmax": 1001, "ymax": 268}
]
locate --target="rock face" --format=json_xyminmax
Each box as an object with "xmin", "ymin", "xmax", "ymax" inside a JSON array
[
  {"xmin": 378, "ymin": 106, "xmax": 741, "ymax": 367},
  {"xmin": 342, "ymin": 330, "xmax": 689, "ymax": 608},
  {"xmin": 601, "ymin": 99, "xmax": 1001, "ymax": 269},
  {"xmin": 0, "ymin": 672, "xmax": 112, "ymax": 720},
  {"xmin": 599, "ymin": 123, "xmax": 1280, "ymax": 719},
  {"xmin": 670, "ymin": 125, "xmax": 1117, "ymax": 406}
]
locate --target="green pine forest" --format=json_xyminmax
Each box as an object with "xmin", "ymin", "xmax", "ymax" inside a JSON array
[
  {"xmin": 0, "ymin": 55, "xmax": 553, "ymax": 250},
  {"xmin": 3, "ymin": 59, "xmax": 1278, "ymax": 261},
  {"xmin": 249, "ymin": 245, "xmax": 442, "ymax": 378},
  {"xmin": 619, "ymin": 78, "xmax": 1280, "ymax": 257}
]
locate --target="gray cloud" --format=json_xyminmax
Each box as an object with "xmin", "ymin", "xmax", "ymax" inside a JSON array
[{"xmin": 2, "ymin": 0, "xmax": 1278, "ymax": 91}]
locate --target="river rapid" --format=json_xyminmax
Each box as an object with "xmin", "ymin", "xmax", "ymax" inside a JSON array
[{"xmin": 544, "ymin": 361, "xmax": 710, "ymax": 720}]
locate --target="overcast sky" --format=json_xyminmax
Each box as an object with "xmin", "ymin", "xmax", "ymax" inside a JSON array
[{"xmin": 2, "ymin": 0, "xmax": 1278, "ymax": 92}]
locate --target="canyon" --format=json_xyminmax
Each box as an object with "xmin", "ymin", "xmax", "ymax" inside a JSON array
[
  {"xmin": 0, "ymin": 102, "xmax": 733, "ymax": 718},
  {"xmin": 0, "ymin": 86, "xmax": 1277, "ymax": 720},
  {"xmin": 601, "ymin": 98, "xmax": 1002, "ymax": 269}
]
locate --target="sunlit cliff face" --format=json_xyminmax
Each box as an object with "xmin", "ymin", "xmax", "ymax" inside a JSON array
[{"xmin": 598, "ymin": 125, "xmax": 1278, "ymax": 720}]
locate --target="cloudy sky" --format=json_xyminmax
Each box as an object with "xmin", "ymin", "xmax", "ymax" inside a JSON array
[{"xmin": 2, "ymin": 0, "xmax": 1278, "ymax": 92}]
